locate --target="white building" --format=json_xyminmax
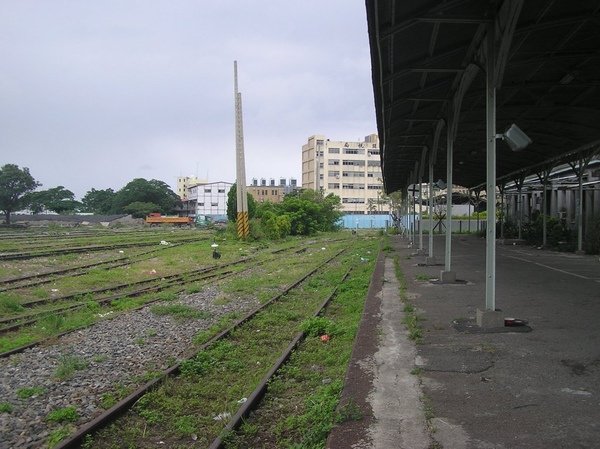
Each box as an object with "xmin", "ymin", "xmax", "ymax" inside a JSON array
[
  {"xmin": 302, "ymin": 134, "xmax": 390, "ymax": 215},
  {"xmin": 186, "ymin": 181, "xmax": 232, "ymax": 219}
]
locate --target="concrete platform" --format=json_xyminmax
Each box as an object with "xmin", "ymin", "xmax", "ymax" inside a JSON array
[{"xmin": 328, "ymin": 234, "xmax": 600, "ymax": 449}]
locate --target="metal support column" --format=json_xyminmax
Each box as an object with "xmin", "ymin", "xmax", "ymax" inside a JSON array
[
  {"xmin": 577, "ymin": 158, "xmax": 584, "ymax": 252},
  {"xmin": 444, "ymin": 125, "xmax": 453, "ymax": 272},
  {"xmin": 428, "ymin": 160, "xmax": 434, "ymax": 258},
  {"xmin": 485, "ymin": 24, "xmax": 496, "ymax": 311},
  {"xmin": 411, "ymin": 184, "xmax": 417, "ymax": 246},
  {"xmin": 418, "ymin": 181, "xmax": 424, "ymax": 252},
  {"xmin": 499, "ymin": 183, "xmax": 505, "ymax": 239},
  {"xmin": 542, "ymin": 176, "xmax": 548, "ymax": 247},
  {"xmin": 516, "ymin": 180, "xmax": 523, "ymax": 240}
]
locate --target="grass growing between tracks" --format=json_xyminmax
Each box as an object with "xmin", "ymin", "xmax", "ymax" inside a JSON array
[
  {"xmin": 0, "ymin": 235, "xmax": 309, "ymax": 355},
  {"xmin": 86, "ymin": 237, "xmax": 378, "ymax": 449},
  {"xmin": 224, "ymin": 250, "xmax": 376, "ymax": 449}
]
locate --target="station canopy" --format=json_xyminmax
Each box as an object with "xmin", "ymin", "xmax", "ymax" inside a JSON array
[{"xmin": 366, "ymin": 0, "xmax": 600, "ymax": 194}]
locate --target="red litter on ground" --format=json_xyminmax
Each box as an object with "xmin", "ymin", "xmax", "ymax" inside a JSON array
[
  {"xmin": 504, "ymin": 318, "xmax": 528, "ymax": 327},
  {"xmin": 320, "ymin": 334, "xmax": 330, "ymax": 343}
]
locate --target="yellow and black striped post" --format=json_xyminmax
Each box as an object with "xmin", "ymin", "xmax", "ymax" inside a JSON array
[{"xmin": 236, "ymin": 211, "xmax": 249, "ymax": 239}]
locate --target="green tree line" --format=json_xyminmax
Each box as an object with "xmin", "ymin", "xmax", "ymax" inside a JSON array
[{"xmin": 0, "ymin": 164, "xmax": 181, "ymax": 224}]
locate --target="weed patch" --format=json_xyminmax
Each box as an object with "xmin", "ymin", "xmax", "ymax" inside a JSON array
[
  {"xmin": 0, "ymin": 402, "xmax": 13, "ymax": 413},
  {"xmin": 300, "ymin": 316, "xmax": 338, "ymax": 337},
  {"xmin": 46, "ymin": 406, "xmax": 79, "ymax": 423},
  {"xmin": 335, "ymin": 399, "xmax": 363, "ymax": 423},
  {"xmin": 54, "ymin": 355, "xmax": 88, "ymax": 380},
  {"xmin": 16, "ymin": 386, "xmax": 46, "ymax": 399},
  {"xmin": 47, "ymin": 426, "xmax": 74, "ymax": 447},
  {"xmin": 0, "ymin": 293, "xmax": 24, "ymax": 313}
]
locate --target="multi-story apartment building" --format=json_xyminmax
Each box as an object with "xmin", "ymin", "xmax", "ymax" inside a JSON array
[
  {"xmin": 247, "ymin": 178, "xmax": 298, "ymax": 203},
  {"xmin": 176, "ymin": 176, "xmax": 207, "ymax": 200},
  {"xmin": 302, "ymin": 134, "xmax": 389, "ymax": 214}
]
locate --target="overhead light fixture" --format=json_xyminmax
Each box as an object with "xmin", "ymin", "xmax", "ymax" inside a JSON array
[{"xmin": 496, "ymin": 123, "xmax": 532, "ymax": 152}]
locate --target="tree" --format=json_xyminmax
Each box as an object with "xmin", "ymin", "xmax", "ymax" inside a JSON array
[
  {"xmin": 226, "ymin": 183, "xmax": 257, "ymax": 222},
  {"xmin": 81, "ymin": 188, "xmax": 116, "ymax": 214},
  {"xmin": 112, "ymin": 179, "xmax": 181, "ymax": 214},
  {"xmin": 123, "ymin": 201, "xmax": 160, "ymax": 218},
  {"xmin": 0, "ymin": 164, "xmax": 41, "ymax": 224},
  {"xmin": 25, "ymin": 186, "xmax": 79, "ymax": 214},
  {"xmin": 252, "ymin": 189, "xmax": 342, "ymax": 237}
]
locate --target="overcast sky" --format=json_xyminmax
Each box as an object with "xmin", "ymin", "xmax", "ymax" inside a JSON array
[{"xmin": 1, "ymin": 1, "xmax": 377, "ymax": 199}]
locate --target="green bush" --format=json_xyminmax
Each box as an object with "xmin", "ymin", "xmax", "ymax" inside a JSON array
[
  {"xmin": 522, "ymin": 214, "xmax": 574, "ymax": 247},
  {"xmin": 584, "ymin": 216, "xmax": 600, "ymax": 254}
]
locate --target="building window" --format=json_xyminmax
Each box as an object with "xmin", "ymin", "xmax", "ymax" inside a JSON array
[
  {"xmin": 211, "ymin": 202, "xmax": 218, "ymax": 207},
  {"xmin": 342, "ymin": 197, "xmax": 366, "ymax": 204},
  {"xmin": 342, "ymin": 171, "xmax": 365, "ymax": 178},
  {"xmin": 328, "ymin": 148, "xmax": 340, "ymax": 154},
  {"xmin": 218, "ymin": 189, "xmax": 225, "ymax": 193},
  {"xmin": 343, "ymin": 148, "xmax": 365, "ymax": 155},
  {"xmin": 368, "ymin": 185, "xmax": 383, "ymax": 190},
  {"xmin": 204, "ymin": 189, "xmax": 211, "ymax": 193},
  {"xmin": 328, "ymin": 159, "xmax": 340, "ymax": 166},
  {"xmin": 329, "ymin": 171, "xmax": 340, "ymax": 177},
  {"xmin": 328, "ymin": 183, "xmax": 340, "ymax": 189},
  {"xmin": 199, "ymin": 202, "xmax": 204, "ymax": 206}
]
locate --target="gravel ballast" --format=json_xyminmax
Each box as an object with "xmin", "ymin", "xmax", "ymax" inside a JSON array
[{"xmin": 0, "ymin": 287, "xmax": 259, "ymax": 449}]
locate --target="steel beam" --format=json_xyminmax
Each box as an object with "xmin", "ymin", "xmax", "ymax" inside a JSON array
[
  {"xmin": 445, "ymin": 118, "xmax": 453, "ymax": 272},
  {"xmin": 485, "ymin": 23, "xmax": 496, "ymax": 311}
]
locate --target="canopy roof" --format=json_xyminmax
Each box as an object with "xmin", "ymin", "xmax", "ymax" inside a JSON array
[{"xmin": 366, "ymin": 0, "xmax": 600, "ymax": 193}]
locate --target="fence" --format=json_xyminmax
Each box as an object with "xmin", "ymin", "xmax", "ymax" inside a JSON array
[
  {"xmin": 339, "ymin": 214, "xmax": 391, "ymax": 229},
  {"xmin": 400, "ymin": 215, "xmax": 486, "ymax": 234}
]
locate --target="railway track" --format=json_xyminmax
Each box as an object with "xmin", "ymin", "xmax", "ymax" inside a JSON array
[
  {"xmin": 0, "ymin": 263, "xmax": 242, "ymax": 335},
  {"xmin": 0, "ymin": 243, "xmax": 184, "ymax": 292},
  {"xmin": 0, "ymin": 229, "xmax": 198, "ymax": 249},
  {"xmin": 0, "ymin": 244, "xmax": 310, "ymax": 355},
  {"xmin": 0, "ymin": 236, "xmax": 206, "ymax": 261},
  {"xmin": 51, "ymin": 248, "xmax": 351, "ymax": 449}
]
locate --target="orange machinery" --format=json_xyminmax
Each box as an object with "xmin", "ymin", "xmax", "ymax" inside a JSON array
[{"xmin": 144, "ymin": 213, "xmax": 193, "ymax": 226}]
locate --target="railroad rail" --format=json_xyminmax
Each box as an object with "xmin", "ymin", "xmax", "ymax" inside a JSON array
[
  {"xmin": 52, "ymin": 249, "xmax": 349, "ymax": 449},
  {"xmin": 0, "ymin": 244, "xmax": 184, "ymax": 292},
  {"xmin": 0, "ymin": 244, "xmax": 310, "ymax": 355},
  {"xmin": 0, "ymin": 236, "xmax": 205, "ymax": 261}
]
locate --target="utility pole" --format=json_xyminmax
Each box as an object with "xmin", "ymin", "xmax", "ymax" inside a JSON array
[{"xmin": 234, "ymin": 61, "xmax": 249, "ymax": 239}]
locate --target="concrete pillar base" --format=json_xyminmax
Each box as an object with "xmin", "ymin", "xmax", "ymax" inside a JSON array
[
  {"xmin": 425, "ymin": 256, "xmax": 437, "ymax": 265},
  {"xmin": 476, "ymin": 308, "xmax": 504, "ymax": 328},
  {"xmin": 439, "ymin": 270, "xmax": 456, "ymax": 283}
]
